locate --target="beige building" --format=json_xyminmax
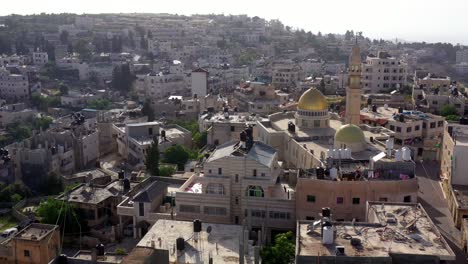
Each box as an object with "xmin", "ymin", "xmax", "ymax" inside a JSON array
[
  {"xmin": 412, "ymin": 72, "xmax": 465, "ymax": 115},
  {"xmin": 361, "ymin": 51, "xmax": 407, "ymax": 94},
  {"xmin": 361, "ymin": 106, "xmax": 444, "ymax": 160},
  {"xmin": 0, "ymin": 103, "xmax": 36, "ymax": 128},
  {"xmin": 198, "ymin": 112, "xmax": 258, "ymax": 146},
  {"xmin": 296, "ymin": 202, "xmax": 455, "ymax": 263},
  {"xmin": 0, "ymin": 224, "xmax": 60, "ymax": 264},
  {"xmin": 0, "ymin": 68, "xmax": 29, "ymax": 101},
  {"xmin": 114, "ymin": 121, "xmax": 192, "ymax": 168},
  {"xmin": 233, "ymin": 81, "xmax": 290, "ymax": 115},
  {"xmin": 175, "ymin": 140, "xmax": 296, "ymax": 232}
]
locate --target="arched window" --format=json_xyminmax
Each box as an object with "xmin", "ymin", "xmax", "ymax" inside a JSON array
[
  {"xmin": 206, "ymin": 183, "xmax": 225, "ymax": 195},
  {"xmin": 246, "ymin": 186, "xmax": 264, "ymax": 197}
]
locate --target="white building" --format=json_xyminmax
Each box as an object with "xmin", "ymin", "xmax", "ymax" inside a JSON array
[
  {"xmin": 32, "ymin": 52, "xmax": 48, "ymax": 66},
  {"xmin": 456, "ymin": 49, "xmax": 468, "ymax": 64},
  {"xmin": 56, "ymin": 57, "xmax": 90, "ymax": 80},
  {"xmin": 0, "ymin": 103, "xmax": 36, "ymax": 127},
  {"xmin": 0, "ymin": 68, "xmax": 29, "ymax": 101},
  {"xmin": 361, "ymin": 51, "xmax": 407, "ymax": 93},
  {"xmin": 191, "ymin": 68, "xmax": 209, "ymax": 98}
]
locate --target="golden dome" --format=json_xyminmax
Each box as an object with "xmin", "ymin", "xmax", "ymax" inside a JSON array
[
  {"xmin": 334, "ymin": 124, "xmax": 365, "ymax": 144},
  {"xmin": 297, "ymin": 87, "xmax": 328, "ymax": 111}
]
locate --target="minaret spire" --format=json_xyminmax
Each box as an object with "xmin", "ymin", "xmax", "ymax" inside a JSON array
[{"xmin": 345, "ymin": 42, "xmax": 362, "ymax": 125}]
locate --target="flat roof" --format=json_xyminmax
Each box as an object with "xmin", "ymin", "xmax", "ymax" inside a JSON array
[
  {"xmin": 14, "ymin": 223, "xmax": 57, "ymax": 241},
  {"xmin": 137, "ymin": 219, "xmax": 255, "ymax": 264},
  {"xmin": 297, "ymin": 203, "xmax": 455, "ymax": 260},
  {"xmin": 59, "ymin": 180, "xmax": 136, "ymax": 205},
  {"xmin": 361, "ymin": 107, "xmax": 441, "ymax": 123}
]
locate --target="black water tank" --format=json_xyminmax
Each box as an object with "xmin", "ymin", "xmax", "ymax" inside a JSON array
[
  {"xmin": 161, "ymin": 130, "xmax": 166, "ymax": 139},
  {"xmin": 370, "ymin": 137, "xmax": 374, "ymax": 143},
  {"xmin": 57, "ymin": 254, "xmax": 68, "ymax": 264},
  {"xmin": 322, "ymin": 207, "xmax": 331, "ymax": 217},
  {"xmin": 96, "ymin": 243, "xmax": 105, "ymax": 256},
  {"xmin": 176, "ymin": 237, "xmax": 185, "ymax": 251},
  {"xmin": 240, "ymin": 130, "xmax": 247, "ymax": 142},
  {"xmin": 372, "ymin": 105, "xmax": 377, "ymax": 112},
  {"xmin": 118, "ymin": 170, "xmax": 124, "ymax": 179},
  {"xmin": 193, "ymin": 219, "xmax": 202, "ymax": 233},
  {"xmin": 398, "ymin": 107, "xmax": 403, "ymax": 113},
  {"xmin": 123, "ymin": 178, "xmax": 130, "ymax": 191},
  {"xmin": 398, "ymin": 114, "xmax": 405, "ymax": 122},
  {"xmin": 316, "ymin": 167, "xmax": 325, "ymax": 179}
]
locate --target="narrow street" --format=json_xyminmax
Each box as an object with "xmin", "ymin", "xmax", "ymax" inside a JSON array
[{"xmin": 416, "ymin": 161, "xmax": 467, "ymax": 263}]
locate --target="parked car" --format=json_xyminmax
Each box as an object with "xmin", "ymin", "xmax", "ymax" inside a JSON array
[{"xmin": 1, "ymin": 227, "xmax": 18, "ymax": 238}]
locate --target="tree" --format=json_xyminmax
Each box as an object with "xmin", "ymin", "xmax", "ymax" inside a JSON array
[
  {"xmin": 86, "ymin": 99, "xmax": 112, "ymax": 110},
  {"xmin": 163, "ymin": 144, "xmax": 190, "ymax": 170},
  {"xmin": 112, "ymin": 64, "xmax": 135, "ymax": 93},
  {"xmin": 60, "ymin": 30, "xmax": 69, "ymax": 44},
  {"xmin": 141, "ymin": 100, "xmax": 155, "ymax": 121},
  {"xmin": 260, "ymin": 231, "xmax": 295, "ymax": 264},
  {"xmin": 159, "ymin": 165, "xmax": 175, "ymax": 177},
  {"xmin": 115, "ymin": 248, "xmax": 127, "ymax": 255},
  {"xmin": 74, "ymin": 39, "xmax": 92, "ymax": 61},
  {"xmin": 36, "ymin": 198, "xmax": 86, "ymax": 234},
  {"xmin": 145, "ymin": 137, "xmax": 160, "ymax": 175},
  {"xmin": 59, "ymin": 83, "xmax": 68, "ymax": 95},
  {"xmin": 440, "ymin": 104, "xmax": 458, "ymax": 117}
]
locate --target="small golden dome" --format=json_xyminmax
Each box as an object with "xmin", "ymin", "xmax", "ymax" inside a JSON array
[
  {"xmin": 335, "ymin": 124, "xmax": 365, "ymax": 144},
  {"xmin": 297, "ymin": 87, "xmax": 328, "ymax": 111}
]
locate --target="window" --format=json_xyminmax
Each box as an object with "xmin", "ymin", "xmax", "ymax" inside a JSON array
[
  {"xmin": 253, "ymin": 169, "xmax": 257, "ymax": 177},
  {"xmin": 206, "ymin": 183, "xmax": 225, "ymax": 195},
  {"xmin": 396, "ymin": 127, "xmax": 401, "ymax": 132},
  {"xmin": 179, "ymin": 205, "xmax": 200, "ymax": 213},
  {"xmin": 235, "ymin": 216, "xmax": 239, "ymax": 224},
  {"xmin": 379, "ymin": 197, "xmax": 388, "ymax": 202},
  {"xmin": 246, "ymin": 186, "xmax": 264, "ymax": 197},
  {"xmin": 423, "ymin": 122, "xmax": 427, "ymax": 129},
  {"xmin": 438, "ymin": 121, "xmax": 443, "ymax": 127},
  {"xmin": 415, "ymin": 125, "xmax": 420, "ymax": 131},
  {"xmin": 24, "ymin": 250, "xmax": 30, "ymax": 257},
  {"xmin": 306, "ymin": 216, "xmax": 315, "ymax": 220},
  {"xmin": 352, "ymin": 198, "xmax": 360, "ymax": 204},
  {"xmin": 235, "ymin": 197, "xmax": 239, "ymax": 205},
  {"xmin": 235, "ymin": 174, "xmax": 239, "ymax": 183},
  {"xmin": 404, "ymin": 195, "xmax": 411, "ymax": 203},
  {"xmin": 336, "ymin": 197, "xmax": 344, "ymax": 204},
  {"xmin": 148, "ymin": 127, "xmax": 153, "ymax": 135},
  {"xmin": 139, "ymin": 203, "xmax": 145, "ymax": 216},
  {"xmin": 390, "ymin": 125, "xmax": 395, "ymax": 131},
  {"xmin": 218, "ymin": 168, "xmax": 222, "ymax": 175},
  {"xmin": 314, "ymin": 120, "xmax": 321, "ymax": 127},
  {"xmin": 430, "ymin": 122, "xmax": 436, "ymax": 129},
  {"xmin": 204, "ymin": 206, "xmax": 227, "ymax": 216},
  {"xmin": 407, "ymin": 127, "xmax": 412, "ymax": 133},
  {"xmin": 269, "ymin": 211, "xmax": 291, "ymax": 220},
  {"xmin": 230, "ymin": 126, "xmax": 235, "ymax": 132},
  {"xmin": 208, "ymin": 169, "xmax": 212, "ymax": 174},
  {"xmin": 307, "ymin": 195, "xmax": 316, "ymax": 203},
  {"xmin": 261, "ymin": 173, "xmax": 266, "ymax": 177},
  {"xmin": 251, "ymin": 210, "xmax": 266, "ymax": 218}
]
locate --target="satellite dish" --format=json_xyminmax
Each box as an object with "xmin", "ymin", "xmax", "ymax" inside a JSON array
[{"xmin": 206, "ymin": 226, "xmax": 212, "ymax": 234}]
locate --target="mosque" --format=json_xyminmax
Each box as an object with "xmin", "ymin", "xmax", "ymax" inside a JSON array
[
  {"xmin": 256, "ymin": 43, "xmax": 419, "ymax": 221},
  {"xmin": 256, "ymin": 43, "xmax": 396, "ymax": 170}
]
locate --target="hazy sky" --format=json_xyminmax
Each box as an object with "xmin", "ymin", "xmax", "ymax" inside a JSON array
[{"xmin": 2, "ymin": 0, "xmax": 468, "ymax": 44}]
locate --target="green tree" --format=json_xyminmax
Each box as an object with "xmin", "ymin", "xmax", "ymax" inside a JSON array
[
  {"xmin": 60, "ymin": 30, "xmax": 69, "ymax": 44},
  {"xmin": 74, "ymin": 39, "xmax": 92, "ymax": 61},
  {"xmin": 163, "ymin": 144, "xmax": 190, "ymax": 170},
  {"xmin": 260, "ymin": 231, "xmax": 295, "ymax": 264},
  {"xmin": 440, "ymin": 104, "xmax": 458, "ymax": 117},
  {"xmin": 59, "ymin": 83, "xmax": 69, "ymax": 95},
  {"xmin": 115, "ymin": 247, "xmax": 127, "ymax": 255},
  {"xmin": 159, "ymin": 165, "xmax": 175, "ymax": 177},
  {"xmin": 112, "ymin": 64, "xmax": 135, "ymax": 93},
  {"xmin": 141, "ymin": 100, "xmax": 155, "ymax": 121},
  {"xmin": 86, "ymin": 99, "xmax": 112, "ymax": 110},
  {"xmin": 145, "ymin": 137, "xmax": 160, "ymax": 175},
  {"xmin": 36, "ymin": 198, "xmax": 86, "ymax": 234},
  {"xmin": 193, "ymin": 131, "xmax": 207, "ymax": 149}
]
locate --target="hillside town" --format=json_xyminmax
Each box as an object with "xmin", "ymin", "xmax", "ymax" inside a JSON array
[{"xmin": 0, "ymin": 13, "xmax": 467, "ymax": 263}]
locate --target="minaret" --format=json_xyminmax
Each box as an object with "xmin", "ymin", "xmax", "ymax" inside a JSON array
[{"xmin": 345, "ymin": 40, "xmax": 362, "ymax": 125}]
